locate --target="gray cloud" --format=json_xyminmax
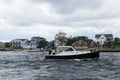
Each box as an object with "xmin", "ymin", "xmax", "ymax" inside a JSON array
[
  {"xmin": 2, "ymin": 0, "xmax": 116, "ymax": 27},
  {"xmin": 27, "ymin": 0, "xmax": 118, "ymax": 27},
  {"xmin": 30, "ymin": 0, "xmax": 102, "ymax": 14}
]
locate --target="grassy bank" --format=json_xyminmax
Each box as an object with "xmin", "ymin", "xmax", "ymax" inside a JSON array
[{"xmin": 75, "ymin": 47, "xmax": 120, "ymax": 52}]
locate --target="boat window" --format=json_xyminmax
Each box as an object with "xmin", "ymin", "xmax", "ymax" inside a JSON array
[{"xmin": 65, "ymin": 48, "xmax": 74, "ymax": 51}]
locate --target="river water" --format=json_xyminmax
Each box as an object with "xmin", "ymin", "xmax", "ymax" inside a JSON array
[{"xmin": 0, "ymin": 51, "xmax": 120, "ymax": 80}]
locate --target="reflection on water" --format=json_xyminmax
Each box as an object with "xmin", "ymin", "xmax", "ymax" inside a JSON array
[{"xmin": 0, "ymin": 51, "xmax": 120, "ymax": 80}]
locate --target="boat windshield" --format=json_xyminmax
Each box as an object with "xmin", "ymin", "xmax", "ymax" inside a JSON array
[
  {"xmin": 57, "ymin": 46, "xmax": 75, "ymax": 52},
  {"xmin": 64, "ymin": 48, "xmax": 74, "ymax": 51}
]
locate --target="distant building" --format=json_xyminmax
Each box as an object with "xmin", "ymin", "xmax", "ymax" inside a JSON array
[
  {"xmin": 0, "ymin": 42, "xmax": 4, "ymax": 48},
  {"xmin": 10, "ymin": 39, "xmax": 29, "ymax": 49},
  {"xmin": 30, "ymin": 36, "xmax": 46, "ymax": 49},
  {"xmin": 95, "ymin": 34, "xmax": 113, "ymax": 45},
  {"xmin": 72, "ymin": 40, "xmax": 95, "ymax": 48},
  {"xmin": 72, "ymin": 40, "xmax": 88, "ymax": 48},
  {"xmin": 10, "ymin": 36, "xmax": 46, "ymax": 49}
]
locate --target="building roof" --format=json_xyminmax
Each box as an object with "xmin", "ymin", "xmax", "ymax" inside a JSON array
[
  {"xmin": 10, "ymin": 39, "xmax": 28, "ymax": 42},
  {"xmin": 95, "ymin": 34, "xmax": 113, "ymax": 39},
  {"xmin": 31, "ymin": 37, "xmax": 45, "ymax": 40},
  {"xmin": 14, "ymin": 39, "xmax": 28, "ymax": 41}
]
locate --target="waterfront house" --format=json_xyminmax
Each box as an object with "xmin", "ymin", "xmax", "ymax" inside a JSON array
[
  {"xmin": 10, "ymin": 39, "xmax": 29, "ymax": 49},
  {"xmin": 10, "ymin": 36, "xmax": 46, "ymax": 49},
  {"xmin": 30, "ymin": 36, "xmax": 46, "ymax": 49},
  {"xmin": 72, "ymin": 40, "xmax": 95, "ymax": 48},
  {"xmin": 95, "ymin": 34, "xmax": 113, "ymax": 45},
  {"xmin": 72, "ymin": 40, "xmax": 88, "ymax": 48},
  {"xmin": 0, "ymin": 42, "xmax": 4, "ymax": 48}
]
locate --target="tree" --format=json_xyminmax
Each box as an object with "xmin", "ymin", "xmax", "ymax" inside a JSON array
[
  {"xmin": 55, "ymin": 31, "xmax": 67, "ymax": 46},
  {"xmin": 66, "ymin": 38, "xmax": 74, "ymax": 46},
  {"xmin": 74, "ymin": 36, "xmax": 88, "ymax": 41},
  {"xmin": 104, "ymin": 38, "xmax": 112, "ymax": 48},
  {"xmin": 4, "ymin": 42, "xmax": 10, "ymax": 48},
  {"xmin": 113, "ymin": 37, "xmax": 120, "ymax": 48},
  {"xmin": 66, "ymin": 36, "xmax": 89, "ymax": 46},
  {"xmin": 37, "ymin": 40, "xmax": 48, "ymax": 48}
]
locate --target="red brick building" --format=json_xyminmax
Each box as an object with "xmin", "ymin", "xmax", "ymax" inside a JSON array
[{"xmin": 72, "ymin": 40, "xmax": 95, "ymax": 48}]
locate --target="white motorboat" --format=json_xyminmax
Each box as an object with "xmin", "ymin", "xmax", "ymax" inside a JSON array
[{"xmin": 45, "ymin": 46, "xmax": 99, "ymax": 59}]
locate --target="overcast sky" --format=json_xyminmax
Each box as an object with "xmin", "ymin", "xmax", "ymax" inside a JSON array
[{"xmin": 0, "ymin": 0, "xmax": 120, "ymax": 42}]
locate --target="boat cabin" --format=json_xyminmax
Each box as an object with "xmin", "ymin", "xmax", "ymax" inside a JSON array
[{"xmin": 56, "ymin": 46, "xmax": 76, "ymax": 53}]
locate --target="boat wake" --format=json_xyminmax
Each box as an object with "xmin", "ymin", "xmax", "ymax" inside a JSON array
[{"xmin": 74, "ymin": 59, "xmax": 81, "ymax": 61}]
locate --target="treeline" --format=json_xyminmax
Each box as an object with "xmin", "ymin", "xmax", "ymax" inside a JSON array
[
  {"xmin": 105, "ymin": 37, "xmax": 120, "ymax": 48},
  {"xmin": 66, "ymin": 36, "xmax": 90, "ymax": 46}
]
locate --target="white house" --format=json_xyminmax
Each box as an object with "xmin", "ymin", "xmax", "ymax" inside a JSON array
[
  {"xmin": 10, "ymin": 36, "xmax": 46, "ymax": 49},
  {"xmin": 30, "ymin": 36, "xmax": 46, "ymax": 48},
  {"xmin": 0, "ymin": 42, "xmax": 4, "ymax": 48},
  {"xmin": 10, "ymin": 39, "xmax": 29, "ymax": 49},
  {"xmin": 95, "ymin": 34, "xmax": 113, "ymax": 45}
]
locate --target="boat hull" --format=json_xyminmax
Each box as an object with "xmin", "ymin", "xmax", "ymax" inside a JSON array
[{"xmin": 45, "ymin": 51, "xmax": 99, "ymax": 59}]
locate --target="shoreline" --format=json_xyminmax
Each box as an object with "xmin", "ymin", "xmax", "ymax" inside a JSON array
[
  {"xmin": 99, "ymin": 50, "xmax": 120, "ymax": 52},
  {"xmin": 1, "ymin": 48, "xmax": 120, "ymax": 52}
]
